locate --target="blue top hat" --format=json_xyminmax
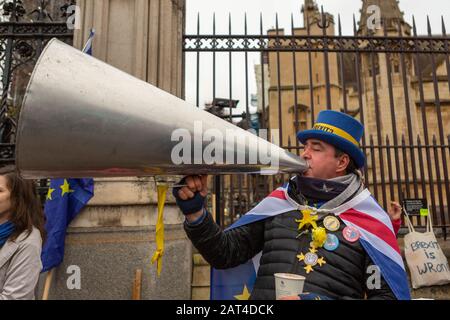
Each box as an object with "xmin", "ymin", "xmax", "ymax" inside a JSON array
[{"xmin": 297, "ymin": 110, "xmax": 365, "ymax": 169}]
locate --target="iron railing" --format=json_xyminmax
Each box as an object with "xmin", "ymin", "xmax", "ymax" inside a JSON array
[
  {"xmin": 183, "ymin": 11, "xmax": 450, "ymax": 238},
  {"xmin": 0, "ymin": 0, "xmax": 74, "ymax": 200}
]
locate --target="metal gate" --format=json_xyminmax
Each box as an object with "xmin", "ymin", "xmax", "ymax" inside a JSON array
[
  {"xmin": 0, "ymin": 0, "xmax": 74, "ymax": 199},
  {"xmin": 183, "ymin": 9, "xmax": 450, "ymax": 237}
]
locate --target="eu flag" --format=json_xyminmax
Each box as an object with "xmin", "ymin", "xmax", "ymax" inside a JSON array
[
  {"xmin": 41, "ymin": 179, "xmax": 94, "ymax": 272},
  {"xmin": 211, "ymin": 259, "xmax": 257, "ymax": 300}
]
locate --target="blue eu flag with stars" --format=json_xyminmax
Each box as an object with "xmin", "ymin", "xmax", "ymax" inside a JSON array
[
  {"xmin": 41, "ymin": 179, "xmax": 94, "ymax": 272},
  {"xmin": 211, "ymin": 260, "xmax": 257, "ymax": 300}
]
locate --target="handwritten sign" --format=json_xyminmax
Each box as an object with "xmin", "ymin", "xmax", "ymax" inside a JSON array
[
  {"xmin": 403, "ymin": 204, "xmax": 450, "ymax": 288},
  {"xmin": 410, "ymin": 240, "xmax": 450, "ymax": 275}
]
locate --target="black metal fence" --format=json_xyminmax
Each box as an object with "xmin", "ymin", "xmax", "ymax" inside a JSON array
[
  {"xmin": 0, "ymin": 0, "xmax": 74, "ymax": 200},
  {"xmin": 183, "ymin": 11, "xmax": 450, "ymax": 238}
]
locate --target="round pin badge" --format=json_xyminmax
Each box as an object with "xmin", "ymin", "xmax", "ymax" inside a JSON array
[
  {"xmin": 342, "ymin": 226, "xmax": 360, "ymax": 243},
  {"xmin": 304, "ymin": 252, "xmax": 319, "ymax": 266},
  {"xmin": 323, "ymin": 216, "xmax": 340, "ymax": 232},
  {"xmin": 324, "ymin": 234, "xmax": 340, "ymax": 251}
]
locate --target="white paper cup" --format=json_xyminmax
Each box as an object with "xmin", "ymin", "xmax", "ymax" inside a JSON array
[{"xmin": 274, "ymin": 273, "xmax": 306, "ymax": 300}]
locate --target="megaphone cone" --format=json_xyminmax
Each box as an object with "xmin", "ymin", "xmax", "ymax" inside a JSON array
[{"xmin": 16, "ymin": 39, "xmax": 307, "ymax": 178}]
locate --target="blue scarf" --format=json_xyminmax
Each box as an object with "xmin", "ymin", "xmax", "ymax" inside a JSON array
[{"xmin": 0, "ymin": 221, "xmax": 15, "ymax": 248}]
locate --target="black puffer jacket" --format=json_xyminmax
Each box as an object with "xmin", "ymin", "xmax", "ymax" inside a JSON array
[{"xmin": 184, "ymin": 184, "xmax": 397, "ymax": 300}]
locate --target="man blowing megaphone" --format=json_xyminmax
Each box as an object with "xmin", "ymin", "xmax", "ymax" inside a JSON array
[
  {"xmin": 15, "ymin": 40, "xmax": 410, "ymax": 300},
  {"xmin": 174, "ymin": 110, "xmax": 411, "ymax": 301}
]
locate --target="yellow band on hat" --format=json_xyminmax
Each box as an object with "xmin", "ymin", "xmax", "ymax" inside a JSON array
[{"xmin": 313, "ymin": 123, "xmax": 360, "ymax": 147}]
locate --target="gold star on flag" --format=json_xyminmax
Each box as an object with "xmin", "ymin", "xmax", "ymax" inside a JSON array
[
  {"xmin": 60, "ymin": 179, "xmax": 74, "ymax": 197},
  {"xmin": 234, "ymin": 285, "xmax": 251, "ymax": 300},
  {"xmin": 46, "ymin": 187, "xmax": 55, "ymax": 200}
]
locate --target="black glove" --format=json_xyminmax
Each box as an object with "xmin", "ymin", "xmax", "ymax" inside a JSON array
[{"xmin": 172, "ymin": 177, "xmax": 206, "ymax": 215}]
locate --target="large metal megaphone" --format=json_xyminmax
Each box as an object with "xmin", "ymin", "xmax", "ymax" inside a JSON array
[{"xmin": 16, "ymin": 39, "xmax": 307, "ymax": 179}]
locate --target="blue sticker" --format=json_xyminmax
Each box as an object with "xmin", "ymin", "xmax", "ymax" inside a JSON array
[{"xmin": 324, "ymin": 234, "xmax": 340, "ymax": 251}]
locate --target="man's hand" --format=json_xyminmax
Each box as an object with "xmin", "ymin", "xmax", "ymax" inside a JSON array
[
  {"xmin": 388, "ymin": 201, "xmax": 402, "ymax": 221},
  {"xmin": 173, "ymin": 175, "xmax": 208, "ymax": 222},
  {"xmin": 177, "ymin": 175, "xmax": 208, "ymax": 200},
  {"xmin": 278, "ymin": 296, "xmax": 300, "ymax": 300}
]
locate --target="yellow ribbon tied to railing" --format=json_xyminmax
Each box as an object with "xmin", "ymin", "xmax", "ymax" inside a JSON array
[{"xmin": 151, "ymin": 184, "xmax": 168, "ymax": 276}]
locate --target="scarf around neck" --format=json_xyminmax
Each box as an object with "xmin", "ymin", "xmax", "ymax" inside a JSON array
[
  {"xmin": 290, "ymin": 173, "xmax": 364, "ymax": 210},
  {"xmin": 0, "ymin": 221, "xmax": 15, "ymax": 248}
]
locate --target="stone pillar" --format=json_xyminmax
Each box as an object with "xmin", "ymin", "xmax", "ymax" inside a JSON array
[
  {"xmin": 73, "ymin": 0, "xmax": 184, "ymax": 97},
  {"xmin": 38, "ymin": 0, "xmax": 190, "ymax": 300}
]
